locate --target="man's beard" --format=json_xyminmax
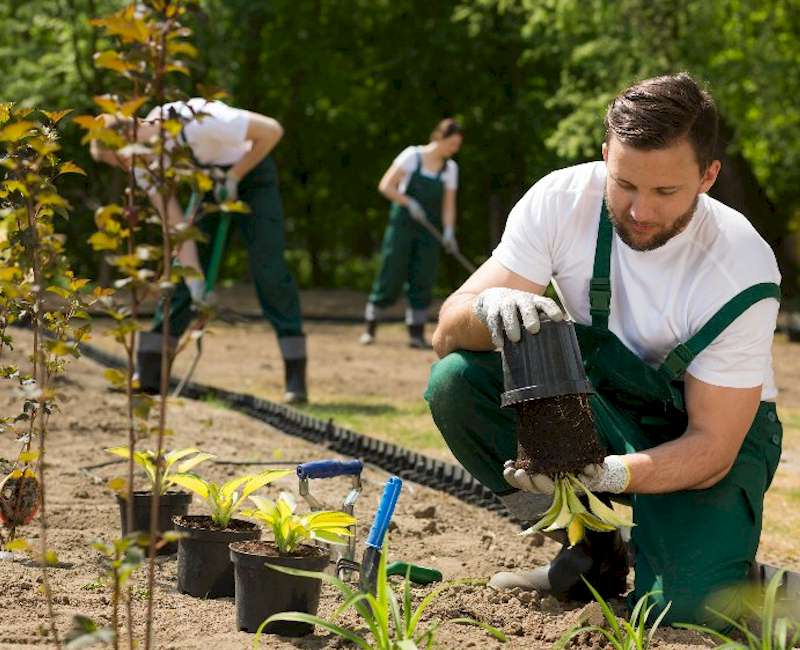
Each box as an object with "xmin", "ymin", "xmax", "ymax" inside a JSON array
[{"xmin": 606, "ymin": 195, "xmax": 698, "ymax": 252}]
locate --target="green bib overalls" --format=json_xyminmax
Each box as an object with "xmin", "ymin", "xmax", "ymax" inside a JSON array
[
  {"xmin": 425, "ymin": 201, "xmax": 782, "ymax": 626},
  {"xmin": 368, "ymin": 151, "xmax": 445, "ymax": 319}
]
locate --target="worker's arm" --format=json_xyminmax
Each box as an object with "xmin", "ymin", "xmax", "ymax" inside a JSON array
[
  {"xmin": 432, "ymin": 257, "xmax": 550, "ymax": 357},
  {"xmin": 442, "ymin": 188, "xmax": 456, "ymax": 229},
  {"xmin": 228, "ymin": 111, "xmax": 284, "ymax": 180},
  {"xmin": 378, "ymin": 165, "xmax": 412, "ymax": 207},
  {"xmin": 621, "ymin": 376, "xmax": 761, "ymax": 493}
]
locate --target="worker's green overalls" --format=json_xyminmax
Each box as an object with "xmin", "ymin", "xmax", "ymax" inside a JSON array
[
  {"xmin": 151, "ymin": 155, "xmax": 304, "ymax": 352},
  {"xmin": 425, "ymin": 201, "xmax": 782, "ymax": 627},
  {"xmin": 368, "ymin": 151, "xmax": 445, "ymax": 325}
]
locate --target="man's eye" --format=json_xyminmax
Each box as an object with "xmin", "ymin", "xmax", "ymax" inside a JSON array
[{"xmin": 657, "ymin": 189, "xmax": 678, "ymax": 196}]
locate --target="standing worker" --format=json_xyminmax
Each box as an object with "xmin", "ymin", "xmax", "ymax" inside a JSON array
[
  {"xmin": 360, "ymin": 119, "xmax": 463, "ymax": 349},
  {"xmin": 425, "ymin": 74, "xmax": 782, "ymax": 628},
  {"xmin": 91, "ymin": 98, "xmax": 309, "ymax": 404}
]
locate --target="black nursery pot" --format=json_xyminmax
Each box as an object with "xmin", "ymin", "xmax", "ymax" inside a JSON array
[
  {"xmin": 116, "ymin": 490, "xmax": 191, "ymax": 555},
  {"xmin": 501, "ymin": 318, "xmax": 593, "ymax": 407},
  {"xmin": 174, "ymin": 515, "xmax": 260, "ymax": 598},
  {"xmin": 230, "ymin": 541, "xmax": 329, "ymax": 636}
]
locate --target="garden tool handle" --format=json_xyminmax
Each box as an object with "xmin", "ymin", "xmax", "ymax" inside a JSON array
[
  {"xmin": 296, "ymin": 459, "xmax": 363, "ymax": 480},
  {"xmin": 386, "ymin": 561, "xmax": 442, "ymax": 585},
  {"xmin": 365, "ymin": 476, "xmax": 402, "ymax": 550}
]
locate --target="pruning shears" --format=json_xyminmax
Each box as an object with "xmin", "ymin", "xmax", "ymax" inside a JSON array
[
  {"xmin": 336, "ymin": 476, "xmax": 442, "ymax": 592},
  {"xmin": 297, "ymin": 459, "xmax": 363, "ymax": 573}
]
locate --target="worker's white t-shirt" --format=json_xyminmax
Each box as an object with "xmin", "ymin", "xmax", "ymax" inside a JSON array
[
  {"xmin": 149, "ymin": 98, "xmax": 251, "ymax": 166},
  {"xmin": 393, "ymin": 146, "xmax": 459, "ymax": 192},
  {"xmin": 493, "ymin": 161, "xmax": 780, "ymax": 400}
]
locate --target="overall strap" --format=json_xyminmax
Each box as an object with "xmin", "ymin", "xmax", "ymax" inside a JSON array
[
  {"xmin": 589, "ymin": 200, "xmax": 613, "ymax": 329},
  {"xmin": 658, "ymin": 282, "xmax": 781, "ymax": 381}
]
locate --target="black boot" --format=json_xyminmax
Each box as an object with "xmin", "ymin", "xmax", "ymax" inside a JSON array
[
  {"xmin": 283, "ymin": 357, "xmax": 308, "ymax": 404},
  {"xmin": 135, "ymin": 332, "xmax": 176, "ymax": 395},
  {"xmin": 359, "ymin": 320, "xmax": 377, "ymax": 345},
  {"xmin": 408, "ymin": 324, "xmax": 432, "ymax": 349}
]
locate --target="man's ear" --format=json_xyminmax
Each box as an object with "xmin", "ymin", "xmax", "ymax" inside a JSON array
[
  {"xmin": 699, "ymin": 159, "xmax": 721, "ymax": 194},
  {"xmin": 601, "ymin": 141, "xmax": 609, "ymax": 162}
]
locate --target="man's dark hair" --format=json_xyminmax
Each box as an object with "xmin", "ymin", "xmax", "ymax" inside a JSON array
[{"xmin": 605, "ymin": 73, "xmax": 718, "ymax": 171}]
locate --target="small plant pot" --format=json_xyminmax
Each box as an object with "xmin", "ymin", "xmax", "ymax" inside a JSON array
[
  {"xmin": 116, "ymin": 490, "xmax": 191, "ymax": 555},
  {"xmin": 501, "ymin": 319, "xmax": 593, "ymax": 407},
  {"xmin": 230, "ymin": 541, "xmax": 329, "ymax": 636},
  {"xmin": 174, "ymin": 515, "xmax": 260, "ymax": 598}
]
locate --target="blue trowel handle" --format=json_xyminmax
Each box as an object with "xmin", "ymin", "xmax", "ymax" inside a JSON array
[
  {"xmin": 365, "ymin": 476, "xmax": 402, "ymax": 550},
  {"xmin": 296, "ymin": 459, "xmax": 363, "ymax": 480}
]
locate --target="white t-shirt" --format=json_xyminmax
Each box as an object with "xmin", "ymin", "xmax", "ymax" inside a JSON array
[
  {"xmin": 393, "ymin": 146, "xmax": 459, "ymax": 192},
  {"xmin": 493, "ymin": 161, "xmax": 781, "ymax": 400},
  {"xmin": 148, "ymin": 98, "xmax": 251, "ymax": 166}
]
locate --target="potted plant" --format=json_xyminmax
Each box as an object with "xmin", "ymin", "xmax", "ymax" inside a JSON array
[
  {"xmin": 168, "ymin": 469, "xmax": 291, "ymax": 598},
  {"xmin": 106, "ymin": 446, "xmax": 213, "ymax": 554},
  {"xmin": 231, "ymin": 491, "xmax": 356, "ymax": 636}
]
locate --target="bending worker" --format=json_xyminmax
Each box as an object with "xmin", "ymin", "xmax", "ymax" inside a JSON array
[
  {"xmin": 425, "ymin": 74, "xmax": 782, "ymax": 627},
  {"xmin": 360, "ymin": 119, "xmax": 463, "ymax": 348},
  {"xmin": 91, "ymin": 98, "xmax": 309, "ymax": 403}
]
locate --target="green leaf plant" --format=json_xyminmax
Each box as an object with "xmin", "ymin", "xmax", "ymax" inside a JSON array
[
  {"xmin": 255, "ymin": 542, "xmax": 507, "ymax": 649},
  {"xmin": 676, "ymin": 570, "xmax": 800, "ymax": 650},
  {"xmin": 170, "ymin": 469, "xmax": 292, "ymax": 529},
  {"xmin": 522, "ymin": 474, "xmax": 633, "ymax": 547},
  {"xmin": 0, "ymin": 104, "xmax": 93, "ymax": 647},
  {"xmin": 240, "ymin": 491, "xmax": 356, "ymax": 555},
  {"xmin": 555, "ymin": 578, "xmax": 671, "ymax": 650},
  {"xmin": 105, "ymin": 446, "xmax": 214, "ymax": 496}
]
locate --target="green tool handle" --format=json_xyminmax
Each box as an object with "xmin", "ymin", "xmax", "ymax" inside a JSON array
[{"xmin": 386, "ymin": 561, "xmax": 442, "ymax": 585}]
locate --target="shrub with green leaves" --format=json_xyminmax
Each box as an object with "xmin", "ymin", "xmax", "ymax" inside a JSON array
[
  {"xmin": 170, "ymin": 469, "xmax": 291, "ymax": 529},
  {"xmin": 240, "ymin": 491, "xmax": 355, "ymax": 555},
  {"xmin": 106, "ymin": 446, "xmax": 214, "ymax": 496},
  {"xmin": 555, "ymin": 578, "xmax": 670, "ymax": 650},
  {"xmin": 256, "ymin": 542, "xmax": 507, "ymax": 649}
]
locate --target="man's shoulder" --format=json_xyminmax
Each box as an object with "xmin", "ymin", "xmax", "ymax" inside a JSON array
[
  {"xmin": 533, "ymin": 161, "xmax": 605, "ymax": 195},
  {"xmin": 514, "ymin": 161, "xmax": 604, "ymax": 222}
]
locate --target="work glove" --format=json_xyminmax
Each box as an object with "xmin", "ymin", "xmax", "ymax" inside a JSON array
[
  {"xmin": 473, "ymin": 287, "xmax": 564, "ymax": 349},
  {"xmin": 442, "ymin": 225, "xmax": 459, "ymax": 255},
  {"xmin": 405, "ymin": 197, "xmax": 427, "ymax": 223},
  {"xmin": 214, "ymin": 170, "xmax": 240, "ymax": 203},
  {"xmin": 502, "ymin": 455, "xmax": 631, "ymax": 495}
]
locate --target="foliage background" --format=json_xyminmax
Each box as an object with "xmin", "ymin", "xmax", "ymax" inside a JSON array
[{"xmin": 3, "ymin": 0, "xmax": 799, "ymax": 299}]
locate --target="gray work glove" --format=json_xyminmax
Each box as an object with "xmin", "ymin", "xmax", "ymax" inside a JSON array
[
  {"xmin": 214, "ymin": 170, "xmax": 239, "ymax": 203},
  {"xmin": 473, "ymin": 287, "xmax": 564, "ymax": 348},
  {"xmin": 503, "ymin": 456, "xmax": 631, "ymax": 495},
  {"xmin": 405, "ymin": 197, "xmax": 427, "ymax": 223},
  {"xmin": 442, "ymin": 225, "xmax": 459, "ymax": 254}
]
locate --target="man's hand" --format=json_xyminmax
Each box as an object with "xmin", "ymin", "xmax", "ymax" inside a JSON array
[
  {"xmin": 473, "ymin": 287, "xmax": 563, "ymax": 348},
  {"xmin": 503, "ymin": 455, "xmax": 631, "ymax": 495},
  {"xmin": 405, "ymin": 197, "xmax": 427, "ymax": 223},
  {"xmin": 215, "ymin": 170, "xmax": 240, "ymax": 203},
  {"xmin": 502, "ymin": 460, "xmax": 555, "ymax": 494},
  {"xmin": 442, "ymin": 225, "xmax": 459, "ymax": 254}
]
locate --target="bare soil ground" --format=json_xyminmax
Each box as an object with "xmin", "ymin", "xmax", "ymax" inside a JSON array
[{"xmin": 0, "ymin": 329, "xmax": 712, "ymax": 649}]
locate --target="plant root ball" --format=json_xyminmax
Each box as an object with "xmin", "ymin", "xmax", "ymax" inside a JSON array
[
  {"xmin": 513, "ymin": 393, "xmax": 606, "ymax": 476},
  {"xmin": 0, "ymin": 470, "xmax": 41, "ymax": 527}
]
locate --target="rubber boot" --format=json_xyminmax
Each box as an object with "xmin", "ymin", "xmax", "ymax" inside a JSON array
[
  {"xmin": 135, "ymin": 331, "xmax": 177, "ymax": 395},
  {"xmin": 279, "ymin": 335, "xmax": 308, "ymax": 404},
  {"xmin": 408, "ymin": 324, "xmax": 432, "ymax": 349},
  {"xmin": 359, "ymin": 320, "xmax": 377, "ymax": 345},
  {"xmin": 283, "ymin": 358, "xmax": 308, "ymax": 404},
  {"xmin": 788, "ymin": 312, "xmax": 800, "ymax": 343},
  {"xmin": 489, "ymin": 529, "xmax": 629, "ymax": 600}
]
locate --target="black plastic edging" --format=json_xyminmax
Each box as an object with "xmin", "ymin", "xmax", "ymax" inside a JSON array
[{"xmin": 77, "ymin": 341, "xmax": 800, "ymax": 599}]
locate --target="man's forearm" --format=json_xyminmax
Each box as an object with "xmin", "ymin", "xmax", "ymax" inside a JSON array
[
  {"xmin": 230, "ymin": 138, "xmax": 272, "ymax": 180},
  {"xmin": 624, "ymin": 428, "xmax": 736, "ymax": 494},
  {"xmin": 432, "ymin": 292, "xmax": 494, "ymax": 358}
]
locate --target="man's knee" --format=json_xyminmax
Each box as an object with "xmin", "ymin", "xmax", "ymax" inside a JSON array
[{"xmin": 425, "ymin": 351, "xmax": 475, "ymax": 418}]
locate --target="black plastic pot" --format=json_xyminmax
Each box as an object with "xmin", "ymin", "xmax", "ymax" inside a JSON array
[
  {"xmin": 501, "ymin": 318, "xmax": 593, "ymax": 407},
  {"xmin": 116, "ymin": 490, "xmax": 191, "ymax": 555},
  {"xmin": 230, "ymin": 541, "xmax": 329, "ymax": 636},
  {"xmin": 174, "ymin": 515, "xmax": 260, "ymax": 598}
]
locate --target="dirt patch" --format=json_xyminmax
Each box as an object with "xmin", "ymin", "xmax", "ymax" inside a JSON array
[
  {"xmin": 231, "ymin": 540, "xmax": 327, "ymax": 559},
  {"xmin": 0, "ymin": 330, "xmax": 713, "ymax": 649},
  {"xmin": 172, "ymin": 515, "xmax": 257, "ymax": 533},
  {"xmin": 514, "ymin": 394, "xmax": 606, "ymax": 475}
]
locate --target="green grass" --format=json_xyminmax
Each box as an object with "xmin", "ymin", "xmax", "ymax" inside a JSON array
[{"xmin": 295, "ymin": 396, "xmax": 446, "ymax": 452}]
